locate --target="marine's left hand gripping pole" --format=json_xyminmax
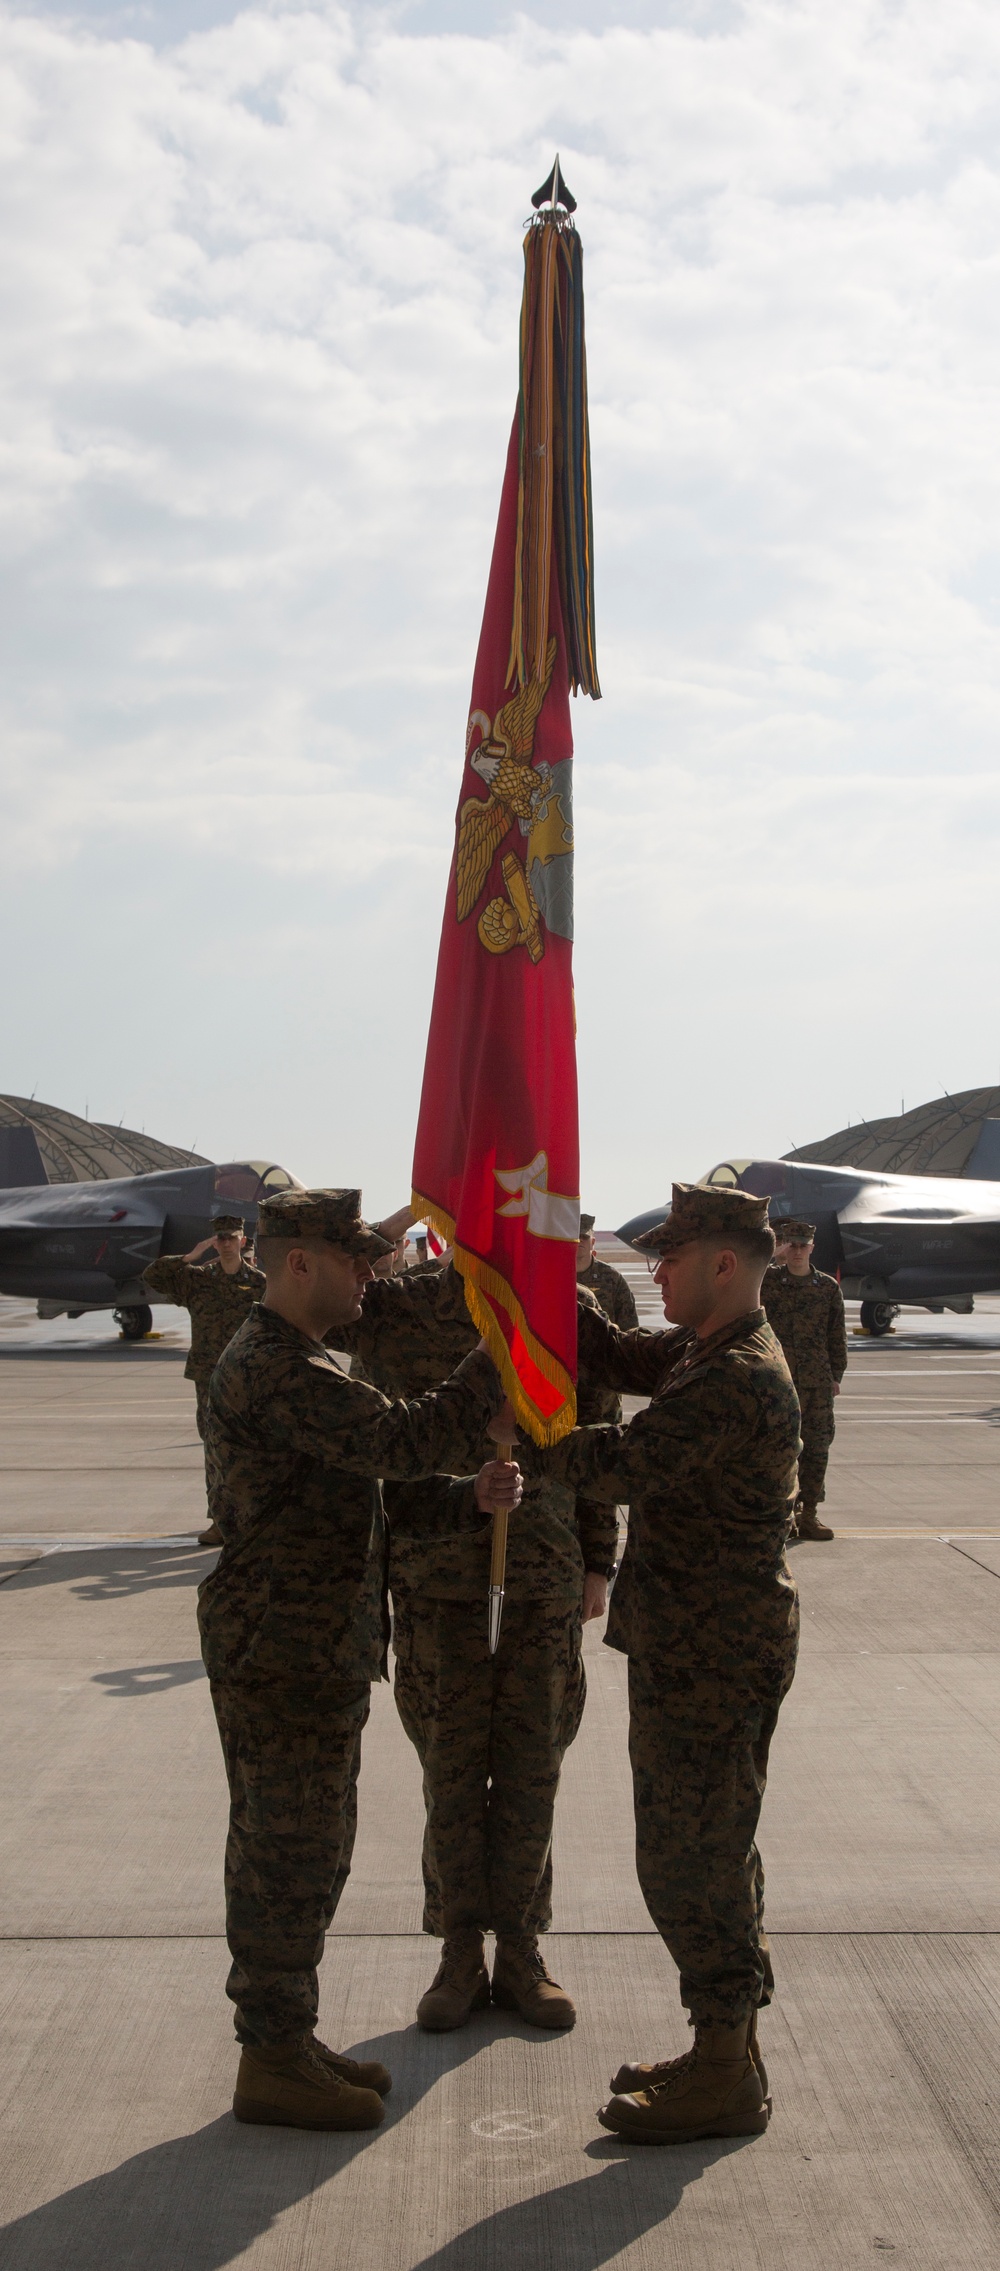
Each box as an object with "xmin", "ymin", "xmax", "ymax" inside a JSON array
[{"xmin": 488, "ymin": 1427, "xmax": 516, "ymax": 1656}]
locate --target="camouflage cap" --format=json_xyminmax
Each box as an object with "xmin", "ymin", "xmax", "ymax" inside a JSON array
[
  {"xmin": 255, "ymin": 1187, "xmax": 394, "ymax": 1258},
  {"xmin": 775, "ymin": 1217, "xmax": 816, "ymax": 1242},
  {"xmin": 579, "ymin": 1213, "xmax": 596, "ymax": 1234},
  {"xmin": 211, "ymin": 1213, "xmax": 245, "ymax": 1236},
  {"xmin": 633, "ymin": 1181, "xmax": 772, "ymax": 1253}
]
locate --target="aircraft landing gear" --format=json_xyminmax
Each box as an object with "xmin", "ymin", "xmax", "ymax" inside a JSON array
[
  {"xmin": 860, "ymin": 1299, "xmax": 898, "ymax": 1337},
  {"xmin": 115, "ymin": 1303, "xmax": 153, "ymax": 1341}
]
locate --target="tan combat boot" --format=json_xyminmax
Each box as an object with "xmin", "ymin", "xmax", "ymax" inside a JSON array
[
  {"xmin": 233, "ymin": 2039, "xmax": 385, "ymax": 2130},
  {"xmin": 491, "ymin": 1936, "xmax": 576, "ymax": 2029},
  {"xmin": 416, "ymin": 1930, "xmax": 491, "ymax": 2031},
  {"xmin": 311, "ymin": 2036, "xmax": 392, "ymax": 2096},
  {"xmin": 198, "ymin": 1521, "xmax": 223, "ymax": 1547},
  {"xmin": 610, "ymin": 2008, "xmax": 770, "ymax": 2113},
  {"xmin": 598, "ymin": 2016, "xmax": 767, "ymax": 2144},
  {"xmin": 796, "ymin": 1507, "xmax": 834, "ymax": 1541}
]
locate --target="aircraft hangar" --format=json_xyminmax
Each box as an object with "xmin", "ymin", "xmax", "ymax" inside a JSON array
[
  {"xmin": 0, "ymin": 1094, "xmax": 208, "ymax": 1187},
  {"xmin": 786, "ymin": 1083, "xmax": 1000, "ymax": 1180}
]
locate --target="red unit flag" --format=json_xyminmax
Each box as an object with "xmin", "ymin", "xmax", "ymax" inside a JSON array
[{"xmin": 412, "ymin": 161, "xmax": 599, "ymax": 1445}]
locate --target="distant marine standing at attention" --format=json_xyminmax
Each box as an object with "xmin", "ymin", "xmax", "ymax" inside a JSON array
[{"xmin": 762, "ymin": 1219, "xmax": 847, "ymax": 1541}]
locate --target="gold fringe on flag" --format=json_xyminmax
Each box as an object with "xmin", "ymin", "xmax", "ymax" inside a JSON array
[{"xmin": 412, "ymin": 1190, "xmax": 578, "ymax": 1446}]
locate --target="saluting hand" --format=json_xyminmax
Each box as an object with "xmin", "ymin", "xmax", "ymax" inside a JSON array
[{"xmin": 474, "ymin": 1459, "xmax": 523, "ymax": 1514}]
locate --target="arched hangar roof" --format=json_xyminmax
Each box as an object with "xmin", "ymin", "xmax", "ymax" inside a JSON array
[
  {"xmin": 0, "ymin": 1094, "xmax": 209, "ymax": 1184},
  {"xmin": 786, "ymin": 1086, "xmax": 1000, "ymax": 1179}
]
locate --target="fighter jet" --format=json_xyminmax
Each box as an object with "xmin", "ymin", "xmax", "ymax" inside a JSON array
[
  {"xmin": 0, "ymin": 1158, "xmax": 301, "ymax": 1337},
  {"xmin": 618, "ymin": 1156, "xmax": 1000, "ymax": 1335}
]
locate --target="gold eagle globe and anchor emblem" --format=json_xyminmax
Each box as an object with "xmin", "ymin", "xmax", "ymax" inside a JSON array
[{"xmin": 456, "ymin": 636, "xmax": 574, "ymax": 962}]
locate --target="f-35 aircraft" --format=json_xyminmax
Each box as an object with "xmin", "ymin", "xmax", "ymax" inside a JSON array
[
  {"xmin": 0, "ymin": 1159, "xmax": 301, "ymax": 1337},
  {"xmin": 618, "ymin": 1156, "xmax": 1000, "ymax": 1335}
]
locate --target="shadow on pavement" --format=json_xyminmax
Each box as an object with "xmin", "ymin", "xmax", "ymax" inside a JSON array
[
  {"xmin": 92, "ymin": 1658, "xmax": 207, "ymax": 1696},
  {"xmin": 0, "ymin": 2024, "xmax": 499, "ymax": 2271},
  {"xmin": 0, "ymin": 2097, "xmax": 741, "ymax": 2271},
  {"xmin": 0, "ymin": 2114, "xmax": 361, "ymax": 2270},
  {"xmin": 2, "ymin": 1548, "xmax": 211, "ymax": 1600},
  {"xmin": 406, "ymin": 2143, "xmax": 749, "ymax": 2271}
]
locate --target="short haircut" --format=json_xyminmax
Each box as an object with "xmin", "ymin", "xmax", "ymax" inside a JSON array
[
  {"xmin": 697, "ymin": 1224, "xmax": 775, "ymax": 1266},
  {"xmin": 260, "ymin": 1235, "xmax": 340, "ymax": 1274}
]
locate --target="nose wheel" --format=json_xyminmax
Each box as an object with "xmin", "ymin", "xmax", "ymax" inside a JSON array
[
  {"xmin": 860, "ymin": 1298, "xmax": 898, "ymax": 1336},
  {"xmin": 115, "ymin": 1303, "xmax": 153, "ymax": 1341}
]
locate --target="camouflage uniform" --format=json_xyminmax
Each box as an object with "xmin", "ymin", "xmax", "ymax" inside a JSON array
[
  {"xmin": 337, "ymin": 1265, "xmax": 616, "ymax": 1938},
  {"xmin": 576, "ymin": 1250, "xmax": 639, "ymax": 1423},
  {"xmin": 577, "ymin": 1254, "xmax": 639, "ymax": 1332},
  {"xmin": 142, "ymin": 1250, "xmax": 264, "ymax": 1436},
  {"xmin": 336, "ymin": 1260, "xmax": 478, "ymax": 1393},
  {"xmin": 526, "ymin": 1184, "xmax": 801, "ymax": 2027},
  {"xmin": 198, "ymin": 1190, "xmax": 504, "ymax": 2047},
  {"xmin": 762, "ymin": 1261, "xmax": 847, "ymax": 1510}
]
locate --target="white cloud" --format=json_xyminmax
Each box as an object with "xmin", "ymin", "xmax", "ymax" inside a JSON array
[{"xmin": 1, "ymin": 0, "xmax": 1000, "ymax": 1211}]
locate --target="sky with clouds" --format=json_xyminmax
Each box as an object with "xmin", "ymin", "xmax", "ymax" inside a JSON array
[{"xmin": 2, "ymin": 0, "xmax": 1000, "ymax": 1221}]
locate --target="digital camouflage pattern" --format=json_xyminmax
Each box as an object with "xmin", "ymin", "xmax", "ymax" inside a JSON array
[
  {"xmin": 256, "ymin": 1185, "xmax": 392, "ymax": 1257},
  {"xmin": 335, "ymin": 1262, "xmax": 479, "ymax": 1396},
  {"xmin": 540, "ymin": 1302, "xmax": 801, "ymax": 1721},
  {"xmin": 393, "ymin": 1594, "xmax": 585, "ymax": 1936},
  {"xmin": 337, "ymin": 1266, "xmax": 618, "ymax": 1598},
  {"xmin": 388, "ymin": 1469, "xmax": 616, "ymax": 1606},
  {"xmin": 577, "ymin": 1255, "xmax": 639, "ymax": 1331},
  {"xmin": 627, "ymin": 1658, "xmax": 783, "ymax": 2024},
  {"xmin": 522, "ymin": 1301, "xmax": 800, "ymax": 2025},
  {"xmin": 213, "ymin": 1678, "xmax": 369, "ymax": 2044},
  {"xmin": 761, "ymin": 1264, "xmax": 847, "ymax": 1392},
  {"xmin": 200, "ymin": 1306, "xmax": 503, "ymax": 2044},
  {"xmin": 330, "ymin": 1262, "xmax": 611, "ymax": 1942},
  {"xmin": 141, "ymin": 1252, "xmax": 265, "ymax": 1403},
  {"xmin": 198, "ymin": 1308, "xmax": 503, "ymax": 1695},
  {"xmin": 762, "ymin": 1263, "xmax": 847, "ymax": 1508},
  {"xmin": 576, "ymin": 1254, "xmax": 639, "ymax": 1423}
]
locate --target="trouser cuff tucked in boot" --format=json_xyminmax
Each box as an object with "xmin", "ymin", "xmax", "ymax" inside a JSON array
[
  {"xmin": 416, "ymin": 1930, "xmax": 491, "ymax": 2031},
  {"xmin": 599, "ymin": 2016, "xmax": 767, "ymax": 2145},
  {"xmin": 491, "ymin": 1936, "xmax": 576, "ymax": 2029}
]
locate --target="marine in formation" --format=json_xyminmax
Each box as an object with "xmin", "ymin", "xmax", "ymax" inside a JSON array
[{"xmin": 762, "ymin": 1217, "xmax": 847, "ymax": 1540}]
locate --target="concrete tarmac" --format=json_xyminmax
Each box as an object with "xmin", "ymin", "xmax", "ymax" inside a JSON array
[{"xmin": 2, "ymin": 1261, "xmax": 1000, "ymax": 2265}]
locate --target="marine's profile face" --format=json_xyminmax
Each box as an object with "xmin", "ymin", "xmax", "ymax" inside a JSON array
[
  {"xmin": 652, "ymin": 1238, "xmax": 735, "ymax": 1329},
  {"xmin": 575, "ymin": 1231, "xmax": 596, "ymax": 1275},
  {"xmin": 317, "ymin": 1244, "xmax": 375, "ymax": 1322}
]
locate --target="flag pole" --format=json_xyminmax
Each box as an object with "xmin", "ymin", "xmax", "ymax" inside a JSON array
[{"xmin": 488, "ymin": 1423, "xmax": 516, "ymax": 1655}]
